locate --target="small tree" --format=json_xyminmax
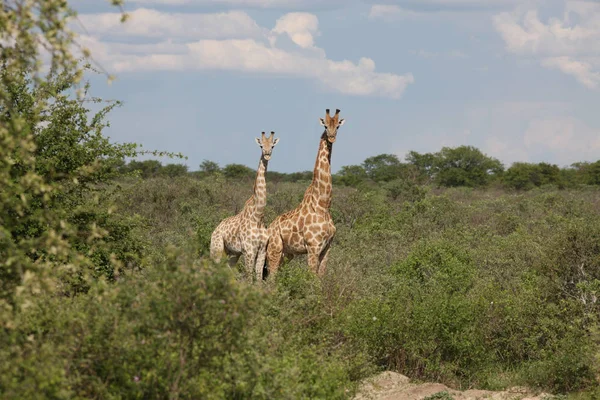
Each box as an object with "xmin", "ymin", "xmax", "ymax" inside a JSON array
[
  {"xmin": 336, "ymin": 165, "xmax": 368, "ymax": 187},
  {"xmin": 0, "ymin": 0, "xmax": 132, "ymax": 331},
  {"xmin": 200, "ymin": 160, "xmax": 220, "ymax": 175},
  {"xmin": 223, "ymin": 163, "xmax": 255, "ymax": 179},
  {"xmin": 362, "ymin": 154, "xmax": 403, "ymax": 182},
  {"xmin": 126, "ymin": 160, "xmax": 163, "ymax": 178},
  {"xmin": 406, "ymin": 150, "xmax": 437, "ymax": 182},
  {"xmin": 581, "ymin": 161, "xmax": 600, "ymax": 185},
  {"xmin": 284, "ymin": 171, "xmax": 313, "ymax": 182},
  {"xmin": 161, "ymin": 163, "xmax": 188, "ymax": 178},
  {"xmin": 504, "ymin": 162, "xmax": 562, "ymax": 190},
  {"xmin": 433, "ymin": 146, "xmax": 504, "ymax": 187}
]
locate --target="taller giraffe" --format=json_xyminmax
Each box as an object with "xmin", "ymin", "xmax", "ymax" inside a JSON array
[
  {"xmin": 210, "ymin": 132, "xmax": 279, "ymax": 280},
  {"xmin": 265, "ymin": 109, "xmax": 345, "ymax": 277}
]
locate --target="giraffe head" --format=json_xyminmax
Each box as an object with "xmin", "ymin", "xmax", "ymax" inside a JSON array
[
  {"xmin": 319, "ymin": 108, "xmax": 345, "ymax": 143},
  {"xmin": 255, "ymin": 131, "xmax": 279, "ymax": 161}
]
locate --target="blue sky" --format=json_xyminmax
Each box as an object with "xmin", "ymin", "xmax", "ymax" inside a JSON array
[{"xmin": 72, "ymin": 0, "xmax": 600, "ymax": 173}]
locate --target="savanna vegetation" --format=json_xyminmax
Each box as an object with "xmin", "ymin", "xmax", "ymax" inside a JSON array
[{"xmin": 2, "ymin": 1, "xmax": 600, "ymax": 399}]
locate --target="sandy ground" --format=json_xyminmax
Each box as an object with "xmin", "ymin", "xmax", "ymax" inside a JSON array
[{"xmin": 354, "ymin": 372, "xmax": 554, "ymax": 400}]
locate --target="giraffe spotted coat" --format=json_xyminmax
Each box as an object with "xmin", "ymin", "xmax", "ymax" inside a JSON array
[
  {"xmin": 266, "ymin": 109, "xmax": 345, "ymax": 277},
  {"xmin": 210, "ymin": 132, "xmax": 279, "ymax": 280}
]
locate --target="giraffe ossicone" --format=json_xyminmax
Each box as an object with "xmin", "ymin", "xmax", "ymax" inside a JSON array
[
  {"xmin": 210, "ymin": 131, "xmax": 279, "ymax": 281},
  {"xmin": 265, "ymin": 108, "xmax": 345, "ymax": 278}
]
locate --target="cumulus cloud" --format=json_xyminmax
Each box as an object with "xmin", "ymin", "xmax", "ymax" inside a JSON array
[
  {"xmin": 271, "ymin": 12, "xmax": 319, "ymax": 49},
  {"xmin": 78, "ymin": 10, "xmax": 413, "ymax": 98},
  {"xmin": 493, "ymin": 1, "xmax": 600, "ymax": 89},
  {"xmin": 541, "ymin": 57, "xmax": 600, "ymax": 89},
  {"xmin": 76, "ymin": 9, "xmax": 264, "ymax": 40}
]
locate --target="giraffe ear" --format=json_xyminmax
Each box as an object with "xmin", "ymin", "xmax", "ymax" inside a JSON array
[
  {"xmin": 255, "ymin": 138, "xmax": 262, "ymax": 146},
  {"xmin": 273, "ymin": 138, "xmax": 280, "ymax": 146},
  {"xmin": 338, "ymin": 118, "xmax": 345, "ymax": 126},
  {"xmin": 319, "ymin": 118, "xmax": 326, "ymax": 126}
]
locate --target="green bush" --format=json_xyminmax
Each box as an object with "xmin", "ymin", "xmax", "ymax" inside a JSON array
[
  {"xmin": 341, "ymin": 240, "xmax": 486, "ymax": 382},
  {"xmin": 0, "ymin": 253, "xmax": 355, "ymax": 399},
  {"xmin": 384, "ymin": 179, "xmax": 427, "ymax": 202},
  {"xmin": 3, "ymin": 2, "xmax": 600, "ymax": 395},
  {"xmin": 504, "ymin": 162, "xmax": 562, "ymax": 190}
]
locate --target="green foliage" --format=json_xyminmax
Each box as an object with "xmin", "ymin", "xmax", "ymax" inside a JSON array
[
  {"xmin": 504, "ymin": 162, "xmax": 562, "ymax": 190},
  {"xmin": 1, "ymin": 253, "xmax": 353, "ymax": 399},
  {"xmin": 571, "ymin": 161, "xmax": 600, "ymax": 186},
  {"xmin": 336, "ymin": 147, "xmax": 503, "ymax": 189},
  {"xmin": 3, "ymin": 2, "xmax": 600, "ymax": 397},
  {"xmin": 363, "ymin": 154, "xmax": 405, "ymax": 182},
  {"xmin": 406, "ymin": 150, "xmax": 437, "ymax": 182},
  {"xmin": 336, "ymin": 164, "xmax": 369, "ymax": 187},
  {"xmin": 118, "ymin": 166, "xmax": 600, "ymax": 396},
  {"xmin": 2, "ymin": 66, "xmax": 149, "ymax": 297},
  {"xmin": 121, "ymin": 160, "xmax": 190, "ymax": 178},
  {"xmin": 160, "ymin": 163, "xmax": 188, "ymax": 177},
  {"xmin": 199, "ymin": 159, "xmax": 220, "ymax": 175},
  {"xmin": 282, "ymin": 170, "xmax": 313, "ymax": 182},
  {"xmin": 342, "ymin": 240, "xmax": 486, "ymax": 382},
  {"xmin": 223, "ymin": 163, "xmax": 255, "ymax": 179},
  {"xmin": 123, "ymin": 159, "xmax": 163, "ymax": 178},
  {"xmin": 196, "ymin": 213, "xmax": 216, "ymax": 257},
  {"xmin": 384, "ymin": 178, "xmax": 427, "ymax": 202},
  {"xmin": 6, "ymin": 170, "xmax": 600, "ymax": 397},
  {"xmin": 431, "ymin": 146, "xmax": 504, "ymax": 187}
]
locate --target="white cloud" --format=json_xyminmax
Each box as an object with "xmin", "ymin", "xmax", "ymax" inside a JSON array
[
  {"xmin": 541, "ymin": 56, "xmax": 600, "ymax": 88},
  {"xmin": 76, "ymin": 9, "xmax": 264, "ymax": 40},
  {"xmin": 78, "ymin": 11, "xmax": 414, "ymax": 98},
  {"xmin": 271, "ymin": 12, "xmax": 319, "ymax": 49},
  {"xmin": 493, "ymin": 1, "xmax": 600, "ymax": 89}
]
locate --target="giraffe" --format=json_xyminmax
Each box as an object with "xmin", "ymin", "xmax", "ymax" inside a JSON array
[
  {"xmin": 210, "ymin": 131, "xmax": 279, "ymax": 280},
  {"xmin": 265, "ymin": 109, "xmax": 345, "ymax": 277}
]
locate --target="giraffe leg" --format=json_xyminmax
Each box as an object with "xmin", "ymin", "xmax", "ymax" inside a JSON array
[
  {"xmin": 266, "ymin": 234, "xmax": 284, "ymax": 278},
  {"xmin": 210, "ymin": 231, "xmax": 224, "ymax": 263},
  {"xmin": 317, "ymin": 240, "xmax": 332, "ymax": 277},
  {"xmin": 307, "ymin": 245, "xmax": 321, "ymax": 275},
  {"xmin": 255, "ymin": 243, "xmax": 267, "ymax": 282},
  {"xmin": 244, "ymin": 248, "xmax": 258, "ymax": 279}
]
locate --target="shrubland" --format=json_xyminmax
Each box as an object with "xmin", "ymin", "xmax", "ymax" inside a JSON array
[
  {"xmin": 109, "ymin": 174, "xmax": 600, "ymax": 397},
  {"xmin": 2, "ymin": 1, "xmax": 600, "ymax": 398}
]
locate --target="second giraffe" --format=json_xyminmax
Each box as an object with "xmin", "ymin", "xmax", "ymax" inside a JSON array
[{"xmin": 210, "ymin": 131, "xmax": 279, "ymax": 280}]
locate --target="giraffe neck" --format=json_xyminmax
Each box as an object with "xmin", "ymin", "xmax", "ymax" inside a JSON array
[
  {"xmin": 250, "ymin": 156, "xmax": 268, "ymax": 221},
  {"xmin": 307, "ymin": 131, "xmax": 332, "ymax": 209}
]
